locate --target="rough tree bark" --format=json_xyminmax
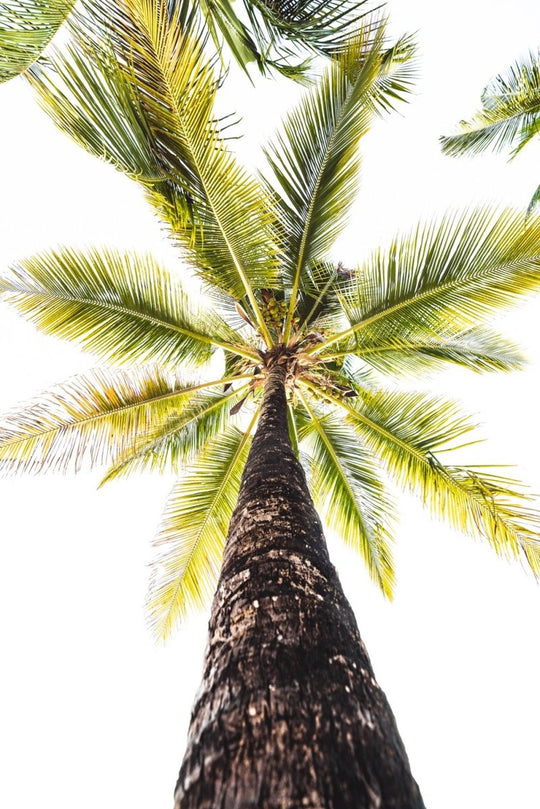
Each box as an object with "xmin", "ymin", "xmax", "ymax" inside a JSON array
[{"xmin": 175, "ymin": 351, "xmax": 426, "ymax": 809}]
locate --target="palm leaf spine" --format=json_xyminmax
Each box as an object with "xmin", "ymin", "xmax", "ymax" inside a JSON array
[{"xmin": 100, "ymin": 381, "xmax": 252, "ymax": 484}]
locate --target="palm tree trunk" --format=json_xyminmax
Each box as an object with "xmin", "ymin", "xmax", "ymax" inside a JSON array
[{"xmin": 175, "ymin": 359, "xmax": 426, "ymax": 809}]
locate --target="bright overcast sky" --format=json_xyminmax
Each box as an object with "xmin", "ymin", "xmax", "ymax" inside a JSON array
[{"xmin": 1, "ymin": 1, "xmax": 540, "ymax": 808}]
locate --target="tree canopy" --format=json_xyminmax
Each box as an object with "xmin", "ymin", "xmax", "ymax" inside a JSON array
[{"xmin": 1, "ymin": 2, "xmax": 540, "ymax": 643}]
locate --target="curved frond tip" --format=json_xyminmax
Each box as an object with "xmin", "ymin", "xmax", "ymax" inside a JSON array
[{"xmin": 0, "ymin": 0, "xmax": 75, "ymax": 83}]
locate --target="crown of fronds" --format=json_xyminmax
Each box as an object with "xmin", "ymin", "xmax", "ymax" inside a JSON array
[{"xmin": 1, "ymin": 5, "xmax": 540, "ymax": 640}]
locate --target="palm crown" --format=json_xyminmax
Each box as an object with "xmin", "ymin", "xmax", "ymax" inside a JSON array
[{"xmin": 1, "ymin": 0, "xmax": 540, "ymax": 640}]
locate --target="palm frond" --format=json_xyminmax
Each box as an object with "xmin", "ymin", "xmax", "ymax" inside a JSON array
[
  {"xmin": 28, "ymin": 0, "xmax": 279, "ymax": 332},
  {"xmin": 0, "ymin": 247, "xmax": 256, "ymax": 366},
  {"xmin": 29, "ymin": 40, "xmax": 163, "ymax": 183},
  {"xmin": 303, "ymin": 381, "xmax": 540, "ymax": 573},
  {"xmin": 0, "ymin": 367, "xmax": 243, "ymax": 475},
  {"xmin": 315, "ymin": 208, "xmax": 540, "ymax": 356},
  {"xmin": 147, "ymin": 419, "xmax": 256, "ymax": 638},
  {"xmin": 189, "ymin": 0, "xmax": 372, "ymax": 80},
  {"xmin": 441, "ymin": 50, "xmax": 540, "ymax": 158},
  {"xmin": 527, "ymin": 182, "xmax": 540, "ymax": 216},
  {"xmin": 0, "ymin": 0, "xmax": 74, "ymax": 82},
  {"xmin": 263, "ymin": 25, "xmax": 416, "ymax": 339},
  {"xmin": 242, "ymin": 0, "xmax": 370, "ymax": 69},
  {"xmin": 322, "ymin": 326, "xmax": 525, "ymax": 377},
  {"xmin": 297, "ymin": 392, "xmax": 395, "ymax": 596},
  {"xmin": 101, "ymin": 382, "xmax": 250, "ymax": 483}
]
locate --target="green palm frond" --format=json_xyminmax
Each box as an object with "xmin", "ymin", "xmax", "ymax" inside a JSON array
[
  {"xmin": 180, "ymin": 0, "xmax": 371, "ymax": 80},
  {"xmin": 441, "ymin": 50, "xmax": 540, "ymax": 159},
  {"xmin": 148, "ymin": 419, "xmax": 256, "ymax": 638},
  {"xmin": 100, "ymin": 382, "xmax": 251, "ymax": 484},
  {"xmin": 315, "ymin": 209, "xmax": 540, "ymax": 356},
  {"xmin": 0, "ymin": 247, "xmax": 256, "ymax": 367},
  {"xmin": 303, "ymin": 381, "xmax": 540, "ymax": 572},
  {"xmin": 28, "ymin": 0, "xmax": 279, "ymax": 333},
  {"xmin": 262, "ymin": 26, "xmax": 416, "ymax": 339},
  {"xmin": 0, "ymin": 367, "xmax": 245, "ymax": 475},
  {"xmin": 322, "ymin": 326, "xmax": 525, "ymax": 377},
  {"xmin": 241, "ymin": 0, "xmax": 369, "ymax": 71},
  {"xmin": 29, "ymin": 39, "xmax": 162, "ymax": 183},
  {"xmin": 297, "ymin": 393, "xmax": 395, "ymax": 597},
  {"xmin": 0, "ymin": 0, "xmax": 74, "ymax": 82},
  {"xmin": 527, "ymin": 182, "xmax": 540, "ymax": 216}
]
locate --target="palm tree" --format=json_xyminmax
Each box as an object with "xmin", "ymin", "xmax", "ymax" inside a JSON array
[
  {"xmin": 1, "ymin": 1, "xmax": 540, "ymax": 805},
  {"xmin": 440, "ymin": 49, "xmax": 540, "ymax": 212}
]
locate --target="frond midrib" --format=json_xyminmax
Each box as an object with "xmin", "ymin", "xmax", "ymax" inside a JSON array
[
  {"xmin": 5, "ymin": 287, "xmax": 257, "ymax": 360},
  {"xmin": 0, "ymin": 375, "xmax": 250, "ymax": 451},
  {"xmin": 310, "ymin": 253, "xmax": 537, "ymax": 354},
  {"xmin": 129, "ymin": 7, "xmax": 272, "ymax": 344}
]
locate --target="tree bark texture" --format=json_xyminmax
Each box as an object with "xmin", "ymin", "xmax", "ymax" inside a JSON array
[{"xmin": 175, "ymin": 359, "xmax": 426, "ymax": 809}]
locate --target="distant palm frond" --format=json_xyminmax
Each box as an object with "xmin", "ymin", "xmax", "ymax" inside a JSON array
[{"xmin": 441, "ymin": 50, "xmax": 540, "ymax": 158}]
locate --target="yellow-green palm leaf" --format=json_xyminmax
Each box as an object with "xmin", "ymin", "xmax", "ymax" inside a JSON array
[
  {"xmin": 297, "ymin": 393, "xmax": 395, "ymax": 597},
  {"xmin": 306, "ymin": 382, "xmax": 540, "ymax": 571},
  {"xmin": 0, "ymin": 0, "xmax": 74, "ymax": 82},
  {"xmin": 321, "ymin": 326, "xmax": 525, "ymax": 378},
  {"xmin": 28, "ymin": 0, "xmax": 279, "ymax": 331},
  {"xmin": 316, "ymin": 209, "xmax": 540, "ymax": 358},
  {"xmin": 148, "ymin": 421, "xmax": 255, "ymax": 639},
  {"xmin": 263, "ymin": 25, "xmax": 416, "ymax": 338},
  {"xmin": 0, "ymin": 247, "xmax": 253, "ymax": 367},
  {"xmin": 0, "ymin": 367, "xmax": 240, "ymax": 474},
  {"xmin": 101, "ymin": 383, "xmax": 251, "ymax": 484}
]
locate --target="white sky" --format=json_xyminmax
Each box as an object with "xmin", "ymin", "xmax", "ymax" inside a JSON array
[{"xmin": 1, "ymin": 1, "xmax": 540, "ymax": 807}]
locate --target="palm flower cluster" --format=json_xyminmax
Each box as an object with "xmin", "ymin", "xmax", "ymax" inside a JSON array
[{"xmin": 1, "ymin": 0, "xmax": 540, "ymax": 642}]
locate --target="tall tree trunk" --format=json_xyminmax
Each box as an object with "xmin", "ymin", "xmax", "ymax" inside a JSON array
[{"xmin": 175, "ymin": 358, "xmax": 426, "ymax": 809}]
